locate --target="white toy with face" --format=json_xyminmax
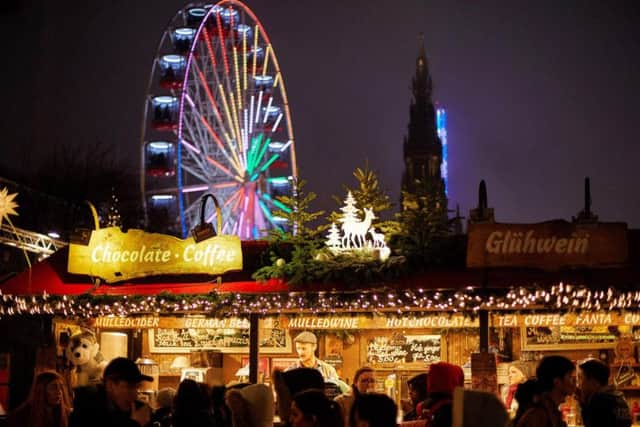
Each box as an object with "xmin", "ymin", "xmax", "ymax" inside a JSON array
[{"xmin": 65, "ymin": 330, "xmax": 107, "ymax": 387}]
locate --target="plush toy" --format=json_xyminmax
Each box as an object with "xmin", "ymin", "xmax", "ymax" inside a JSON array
[{"xmin": 65, "ymin": 329, "xmax": 107, "ymax": 387}]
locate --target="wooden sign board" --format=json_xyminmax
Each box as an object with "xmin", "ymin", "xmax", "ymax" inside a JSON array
[
  {"xmin": 521, "ymin": 325, "xmax": 617, "ymax": 351},
  {"xmin": 148, "ymin": 318, "xmax": 291, "ymax": 354},
  {"xmin": 467, "ymin": 221, "xmax": 627, "ymax": 270},
  {"xmin": 68, "ymin": 227, "xmax": 242, "ymax": 283},
  {"xmin": 471, "ymin": 352, "xmax": 498, "ymax": 394}
]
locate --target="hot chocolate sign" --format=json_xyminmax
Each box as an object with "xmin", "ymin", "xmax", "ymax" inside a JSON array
[{"xmin": 467, "ymin": 221, "xmax": 627, "ymax": 269}]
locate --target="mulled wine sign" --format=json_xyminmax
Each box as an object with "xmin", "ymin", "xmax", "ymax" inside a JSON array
[
  {"xmin": 467, "ymin": 221, "xmax": 627, "ymax": 270},
  {"xmin": 68, "ymin": 227, "xmax": 242, "ymax": 283}
]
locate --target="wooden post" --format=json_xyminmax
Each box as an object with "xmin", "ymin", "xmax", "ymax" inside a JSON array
[
  {"xmin": 249, "ymin": 313, "xmax": 259, "ymax": 383},
  {"xmin": 479, "ymin": 310, "xmax": 489, "ymax": 352},
  {"xmin": 479, "ymin": 268, "xmax": 489, "ymax": 352}
]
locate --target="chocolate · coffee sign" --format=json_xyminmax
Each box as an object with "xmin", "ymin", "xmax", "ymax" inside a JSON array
[
  {"xmin": 467, "ymin": 221, "xmax": 627, "ymax": 269},
  {"xmin": 68, "ymin": 227, "xmax": 242, "ymax": 283}
]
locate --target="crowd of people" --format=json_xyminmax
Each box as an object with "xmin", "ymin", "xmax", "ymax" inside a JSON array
[{"xmin": 5, "ymin": 348, "xmax": 634, "ymax": 427}]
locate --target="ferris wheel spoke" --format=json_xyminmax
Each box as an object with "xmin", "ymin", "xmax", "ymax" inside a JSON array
[
  {"xmin": 192, "ymin": 60, "xmax": 226, "ymax": 134},
  {"xmin": 217, "ymin": 84, "xmax": 244, "ymax": 168},
  {"xmin": 183, "ymin": 93, "xmax": 243, "ymax": 175},
  {"xmin": 182, "ymin": 156, "xmax": 214, "ymax": 181},
  {"xmin": 181, "ymin": 163, "xmax": 210, "ymax": 183},
  {"xmin": 214, "ymin": 11, "xmax": 230, "ymax": 79},
  {"xmin": 251, "ymin": 153, "xmax": 280, "ymax": 181},
  {"xmin": 181, "ymin": 130, "xmax": 217, "ymax": 178},
  {"xmin": 180, "ymin": 141, "xmax": 211, "ymax": 177},
  {"xmin": 260, "ymin": 192, "xmax": 292, "ymax": 214},
  {"xmin": 182, "ymin": 111, "xmax": 209, "ymax": 158},
  {"xmin": 257, "ymin": 197, "xmax": 280, "ymax": 229},
  {"xmin": 181, "ymin": 184, "xmax": 210, "ymax": 194},
  {"xmin": 261, "ymin": 45, "xmax": 271, "ymax": 77}
]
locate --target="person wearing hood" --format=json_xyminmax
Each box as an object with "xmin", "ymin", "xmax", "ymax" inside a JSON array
[
  {"xmin": 420, "ymin": 362, "xmax": 464, "ymax": 427},
  {"xmin": 577, "ymin": 359, "xmax": 631, "ymax": 427},
  {"xmin": 403, "ymin": 373, "xmax": 428, "ymax": 422}
]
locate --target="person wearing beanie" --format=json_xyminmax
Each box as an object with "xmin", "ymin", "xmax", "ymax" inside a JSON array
[
  {"xmin": 287, "ymin": 331, "xmax": 340, "ymax": 382},
  {"xmin": 420, "ymin": 362, "xmax": 464, "ymax": 427}
]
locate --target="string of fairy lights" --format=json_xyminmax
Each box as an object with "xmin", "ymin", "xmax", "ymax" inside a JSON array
[{"xmin": 2, "ymin": 282, "xmax": 640, "ymax": 318}]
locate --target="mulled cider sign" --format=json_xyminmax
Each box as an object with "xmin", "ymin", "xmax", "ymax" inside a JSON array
[{"xmin": 467, "ymin": 221, "xmax": 627, "ymax": 269}]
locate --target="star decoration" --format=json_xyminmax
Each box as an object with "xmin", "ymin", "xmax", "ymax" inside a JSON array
[{"xmin": 0, "ymin": 187, "xmax": 19, "ymax": 227}]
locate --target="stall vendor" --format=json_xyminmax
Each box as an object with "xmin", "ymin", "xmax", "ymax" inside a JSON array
[{"xmin": 287, "ymin": 331, "xmax": 339, "ymax": 381}]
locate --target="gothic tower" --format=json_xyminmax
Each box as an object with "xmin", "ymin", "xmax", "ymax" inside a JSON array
[{"xmin": 401, "ymin": 34, "xmax": 447, "ymax": 215}]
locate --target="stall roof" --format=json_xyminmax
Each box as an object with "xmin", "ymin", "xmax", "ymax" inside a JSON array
[{"xmin": 2, "ymin": 231, "xmax": 639, "ymax": 297}]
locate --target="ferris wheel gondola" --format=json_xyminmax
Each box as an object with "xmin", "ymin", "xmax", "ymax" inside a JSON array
[{"xmin": 140, "ymin": 1, "xmax": 297, "ymax": 239}]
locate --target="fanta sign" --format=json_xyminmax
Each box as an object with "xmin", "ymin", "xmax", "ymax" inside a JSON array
[{"xmin": 68, "ymin": 227, "xmax": 242, "ymax": 283}]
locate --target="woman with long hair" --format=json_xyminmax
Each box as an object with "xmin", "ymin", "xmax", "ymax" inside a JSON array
[
  {"xmin": 290, "ymin": 389, "xmax": 343, "ymax": 427},
  {"xmin": 8, "ymin": 370, "xmax": 72, "ymax": 427},
  {"xmin": 335, "ymin": 367, "xmax": 375, "ymax": 426}
]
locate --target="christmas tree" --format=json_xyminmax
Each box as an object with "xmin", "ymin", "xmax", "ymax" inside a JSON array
[
  {"xmin": 339, "ymin": 191, "xmax": 359, "ymax": 224},
  {"xmin": 325, "ymin": 223, "xmax": 341, "ymax": 251}
]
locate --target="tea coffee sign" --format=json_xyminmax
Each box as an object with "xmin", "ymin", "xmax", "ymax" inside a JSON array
[
  {"xmin": 68, "ymin": 227, "xmax": 242, "ymax": 283},
  {"xmin": 467, "ymin": 221, "xmax": 627, "ymax": 269}
]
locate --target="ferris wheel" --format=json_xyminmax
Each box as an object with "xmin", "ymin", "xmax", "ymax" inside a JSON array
[{"xmin": 140, "ymin": 1, "xmax": 297, "ymax": 239}]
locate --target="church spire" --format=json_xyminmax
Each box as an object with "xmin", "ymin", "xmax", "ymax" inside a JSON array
[
  {"xmin": 413, "ymin": 32, "xmax": 432, "ymax": 102},
  {"xmin": 401, "ymin": 34, "xmax": 447, "ymax": 217}
]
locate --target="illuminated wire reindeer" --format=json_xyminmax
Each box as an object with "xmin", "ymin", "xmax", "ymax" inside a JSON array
[
  {"xmin": 342, "ymin": 208, "xmax": 376, "ymax": 249},
  {"xmin": 368, "ymin": 228, "xmax": 386, "ymax": 249}
]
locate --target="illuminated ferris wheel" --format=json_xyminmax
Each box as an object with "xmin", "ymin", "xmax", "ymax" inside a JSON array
[{"xmin": 140, "ymin": 1, "xmax": 297, "ymax": 239}]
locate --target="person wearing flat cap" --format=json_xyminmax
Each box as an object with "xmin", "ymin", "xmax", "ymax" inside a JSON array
[
  {"xmin": 69, "ymin": 357, "xmax": 153, "ymax": 427},
  {"xmin": 287, "ymin": 331, "xmax": 339, "ymax": 381}
]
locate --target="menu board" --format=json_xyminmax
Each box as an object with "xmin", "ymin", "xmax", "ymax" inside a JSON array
[
  {"xmin": 148, "ymin": 320, "xmax": 291, "ymax": 353},
  {"xmin": 150, "ymin": 328, "xmax": 248, "ymax": 352},
  {"xmin": 521, "ymin": 325, "xmax": 617, "ymax": 350},
  {"xmin": 367, "ymin": 334, "xmax": 440, "ymax": 364}
]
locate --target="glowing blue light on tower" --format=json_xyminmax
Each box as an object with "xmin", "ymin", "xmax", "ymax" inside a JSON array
[{"xmin": 436, "ymin": 107, "xmax": 448, "ymax": 195}]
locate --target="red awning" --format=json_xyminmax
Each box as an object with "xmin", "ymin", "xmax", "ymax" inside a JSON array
[{"xmin": 0, "ymin": 245, "xmax": 287, "ymax": 296}]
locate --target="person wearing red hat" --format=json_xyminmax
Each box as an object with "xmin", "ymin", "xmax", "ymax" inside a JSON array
[{"xmin": 419, "ymin": 362, "xmax": 464, "ymax": 427}]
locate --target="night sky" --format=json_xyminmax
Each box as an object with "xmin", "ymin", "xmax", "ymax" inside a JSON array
[{"xmin": 1, "ymin": 0, "xmax": 639, "ymax": 227}]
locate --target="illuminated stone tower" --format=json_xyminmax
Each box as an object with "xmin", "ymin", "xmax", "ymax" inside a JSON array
[{"xmin": 401, "ymin": 34, "xmax": 447, "ymax": 214}]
